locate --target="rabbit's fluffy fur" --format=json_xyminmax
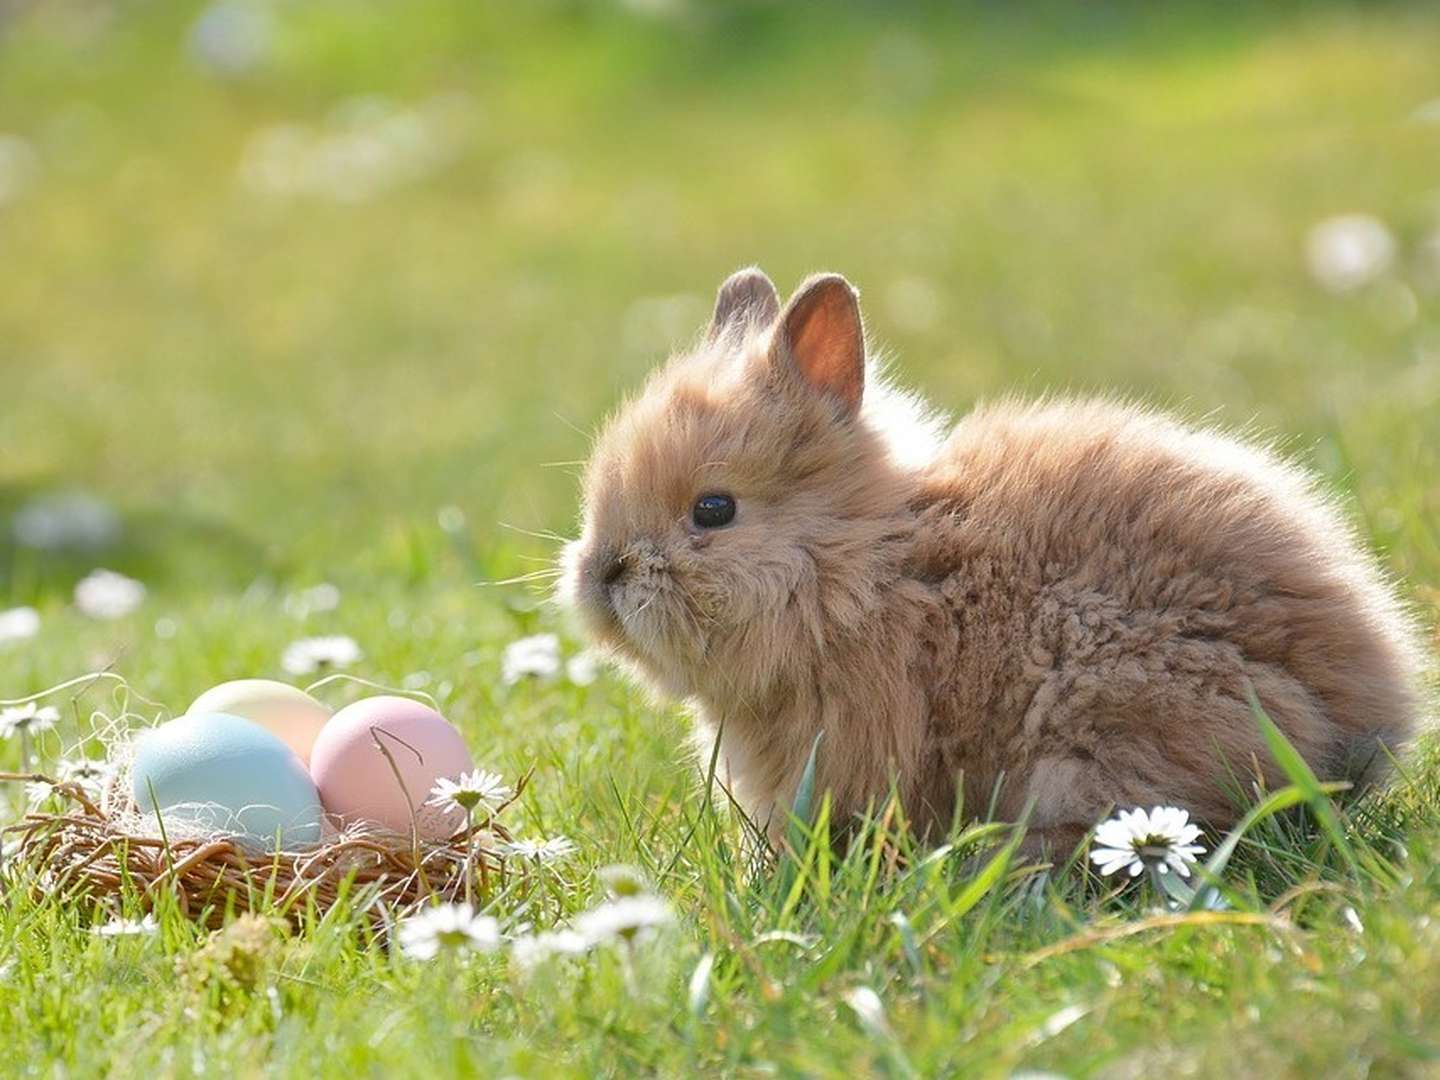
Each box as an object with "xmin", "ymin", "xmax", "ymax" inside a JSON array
[{"xmin": 562, "ymin": 268, "xmax": 1425, "ymax": 852}]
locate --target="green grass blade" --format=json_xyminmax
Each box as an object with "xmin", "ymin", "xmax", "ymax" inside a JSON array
[
  {"xmin": 1247, "ymin": 684, "xmax": 1362, "ymax": 878},
  {"xmin": 787, "ymin": 730, "xmax": 824, "ymax": 854}
]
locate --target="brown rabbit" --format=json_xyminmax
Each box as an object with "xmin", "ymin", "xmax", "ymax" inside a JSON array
[{"xmin": 561, "ymin": 268, "xmax": 1426, "ymax": 854}]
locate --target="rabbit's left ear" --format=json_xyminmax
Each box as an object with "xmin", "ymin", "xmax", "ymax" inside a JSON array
[
  {"xmin": 773, "ymin": 273, "xmax": 865, "ymax": 416},
  {"xmin": 707, "ymin": 267, "xmax": 781, "ymax": 342}
]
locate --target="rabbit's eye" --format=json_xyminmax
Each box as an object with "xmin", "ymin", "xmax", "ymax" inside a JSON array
[{"xmin": 692, "ymin": 494, "xmax": 736, "ymax": 529}]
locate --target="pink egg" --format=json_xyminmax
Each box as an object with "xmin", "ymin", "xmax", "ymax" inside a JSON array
[{"xmin": 309, "ymin": 696, "xmax": 475, "ymax": 840}]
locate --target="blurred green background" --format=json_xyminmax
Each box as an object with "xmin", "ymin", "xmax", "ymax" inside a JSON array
[
  {"xmin": 5, "ymin": 8, "xmax": 1440, "ymax": 1072},
  {"xmin": 1, "ymin": 0, "xmax": 1437, "ymax": 689}
]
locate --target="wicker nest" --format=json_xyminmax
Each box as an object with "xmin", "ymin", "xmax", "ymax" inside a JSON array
[{"xmin": 1, "ymin": 770, "xmax": 529, "ymax": 930}]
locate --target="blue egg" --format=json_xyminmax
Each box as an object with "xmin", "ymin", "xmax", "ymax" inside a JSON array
[{"xmin": 132, "ymin": 711, "xmax": 324, "ymax": 851}]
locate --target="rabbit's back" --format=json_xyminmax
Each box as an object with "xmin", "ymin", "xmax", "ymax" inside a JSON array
[{"xmin": 907, "ymin": 398, "xmax": 1423, "ymax": 833}]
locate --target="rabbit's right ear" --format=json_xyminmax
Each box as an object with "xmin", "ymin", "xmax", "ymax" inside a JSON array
[
  {"xmin": 706, "ymin": 267, "xmax": 781, "ymax": 342},
  {"xmin": 772, "ymin": 273, "xmax": 865, "ymax": 417}
]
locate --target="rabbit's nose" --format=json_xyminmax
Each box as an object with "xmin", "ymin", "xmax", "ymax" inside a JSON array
[
  {"xmin": 601, "ymin": 555, "xmax": 626, "ymax": 585},
  {"xmin": 589, "ymin": 551, "xmax": 626, "ymax": 586}
]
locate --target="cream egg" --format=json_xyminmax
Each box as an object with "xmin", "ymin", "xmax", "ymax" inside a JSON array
[{"xmin": 187, "ymin": 679, "xmax": 331, "ymax": 764}]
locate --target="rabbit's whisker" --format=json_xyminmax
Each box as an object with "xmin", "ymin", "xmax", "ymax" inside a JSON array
[
  {"xmin": 497, "ymin": 522, "xmax": 572, "ymax": 545},
  {"xmin": 550, "ymin": 409, "xmax": 594, "ymax": 442},
  {"xmin": 479, "ymin": 569, "xmax": 564, "ymax": 587}
]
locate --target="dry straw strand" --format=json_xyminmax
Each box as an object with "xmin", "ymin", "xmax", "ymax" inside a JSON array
[{"xmin": 2, "ymin": 769, "xmax": 531, "ymax": 931}]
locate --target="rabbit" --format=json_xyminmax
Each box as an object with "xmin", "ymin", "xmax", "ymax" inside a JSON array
[{"xmin": 560, "ymin": 267, "xmax": 1426, "ymax": 856}]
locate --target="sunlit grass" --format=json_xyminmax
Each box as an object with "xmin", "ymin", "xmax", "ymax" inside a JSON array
[{"xmin": 2, "ymin": 0, "xmax": 1439, "ymax": 1074}]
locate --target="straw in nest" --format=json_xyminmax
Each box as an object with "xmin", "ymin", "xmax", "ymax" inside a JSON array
[{"xmin": 1, "ymin": 770, "xmax": 530, "ymax": 931}]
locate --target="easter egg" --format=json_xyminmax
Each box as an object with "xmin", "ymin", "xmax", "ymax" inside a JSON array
[
  {"xmin": 132, "ymin": 712, "xmax": 324, "ymax": 851},
  {"xmin": 309, "ymin": 696, "xmax": 474, "ymax": 840},
  {"xmin": 187, "ymin": 679, "xmax": 331, "ymax": 765}
]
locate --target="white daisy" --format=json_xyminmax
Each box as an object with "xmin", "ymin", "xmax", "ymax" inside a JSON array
[
  {"xmin": 281, "ymin": 634, "xmax": 362, "ymax": 675},
  {"xmin": 91, "ymin": 914, "xmax": 158, "ymax": 937},
  {"xmin": 565, "ymin": 651, "xmax": 601, "ymax": 687},
  {"xmin": 396, "ymin": 902, "xmax": 500, "ymax": 961},
  {"xmin": 1090, "ymin": 806, "xmax": 1206, "ymax": 879},
  {"xmin": 688, "ymin": 952, "xmax": 715, "ymax": 1016},
  {"xmin": 283, "ymin": 582, "xmax": 341, "ymax": 619},
  {"xmin": 573, "ymin": 895, "xmax": 673, "ymax": 947},
  {"xmin": 0, "ymin": 703, "xmax": 60, "ymax": 740},
  {"xmin": 1305, "ymin": 214, "xmax": 1395, "ymax": 293},
  {"xmin": 25, "ymin": 780, "xmax": 53, "ymax": 809},
  {"xmin": 187, "ymin": 0, "xmax": 274, "ymax": 77},
  {"xmin": 437, "ymin": 505, "xmax": 466, "ymax": 533},
  {"xmin": 426, "ymin": 770, "xmax": 512, "ymax": 816},
  {"xmin": 0, "ymin": 606, "xmax": 40, "ymax": 647},
  {"xmin": 596, "ymin": 863, "xmax": 650, "ymax": 899},
  {"xmin": 509, "ymin": 929, "xmax": 589, "ymax": 971},
  {"xmin": 74, "ymin": 569, "xmax": 146, "ymax": 619},
  {"xmin": 843, "ymin": 986, "xmax": 893, "ymax": 1040},
  {"xmin": 1342, "ymin": 906, "xmax": 1365, "ymax": 935},
  {"xmin": 501, "ymin": 835, "xmax": 577, "ymax": 864},
  {"xmin": 12, "ymin": 492, "xmax": 120, "ymax": 551},
  {"xmin": 501, "ymin": 633, "xmax": 561, "ymax": 684},
  {"xmin": 57, "ymin": 756, "xmax": 116, "ymax": 799},
  {"xmin": 91, "ymin": 915, "xmax": 157, "ymax": 938}
]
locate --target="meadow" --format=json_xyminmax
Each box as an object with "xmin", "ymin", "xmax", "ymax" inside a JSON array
[{"xmin": 2, "ymin": 1, "xmax": 1439, "ymax": 1075}]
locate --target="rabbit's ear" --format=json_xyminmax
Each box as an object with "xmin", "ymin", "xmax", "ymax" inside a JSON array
[
  {"xmin": 707, "ymin": 267, "xmax": 780, "ymax": 342},
  {"xmin": 773, "ymin": 273, "xmax": 865, "ymax": 416}
]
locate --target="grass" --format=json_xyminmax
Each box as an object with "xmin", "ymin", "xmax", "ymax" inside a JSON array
[{"xmin": 2, "ymin": 0, "xmax": 1439, "ymax": 1075}]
